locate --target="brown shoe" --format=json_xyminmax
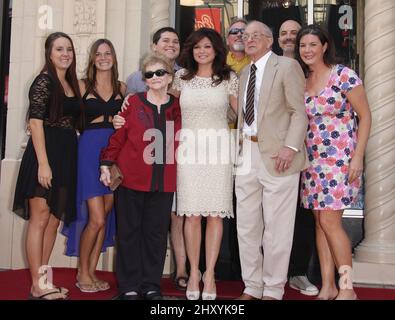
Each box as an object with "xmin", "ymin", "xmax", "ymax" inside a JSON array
[{"xmin": 235, "ymin": 293, "xmax": 259, "ymax": 300}]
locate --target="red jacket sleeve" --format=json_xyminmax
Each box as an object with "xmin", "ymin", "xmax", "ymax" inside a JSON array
[
  {"xmin": 100, "ymin": 126, "xmax": 127, "ymax": 166},
  {"xmin": 100, "ymin": 96, "xmax": 135, "ymax": 166}
]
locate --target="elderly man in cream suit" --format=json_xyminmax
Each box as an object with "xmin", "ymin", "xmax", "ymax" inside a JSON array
[{"xmin": 235, "ymin": 21, "xmax": 309, "ymax": 300}]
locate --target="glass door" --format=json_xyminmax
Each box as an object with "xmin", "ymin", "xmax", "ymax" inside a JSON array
[
  {"xmin": 176, "ymin": 0, "xmax": 360, "ymax": 70},
  {"xmin": 310, "ymin": 0, "xmax": 359, "ymax": 71},
  {"xmin": 242, "ymin": 0, "xmax": 359, "ymax": 70},
  {"xmin": 244, "ymin": 0, "xmax": 308, "ymax": 55}
]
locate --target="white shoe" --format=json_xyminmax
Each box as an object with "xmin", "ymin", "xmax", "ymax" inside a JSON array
[
  {"xmin": 289, "ymin": 275, "xmax": 319, "ymax": 296},
  {"xmin": 202, "ymin": 291, "xmax": 216, "ymax": 300},
  {"xmin": 186, "ymin": 271, "xmax": 201, "ymax": 300},
  {"xmin": 202, "ymin": 272, "xmax": 216, "ymax": 300},
  {"xmin": 186, "ymin": 289, "xmax": 200, "ymax": 300}
]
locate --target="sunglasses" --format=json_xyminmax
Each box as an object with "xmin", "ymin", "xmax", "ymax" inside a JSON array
[
  {"xmin": 228, "ymin": 28, "xmax": 245, "ymax": 35},
  {"xmin": 144, "ymin": 69, "xmax": 169, "ymax": 79}
]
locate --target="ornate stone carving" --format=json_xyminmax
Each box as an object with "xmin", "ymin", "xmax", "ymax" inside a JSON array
[
  {"xmin": 72, "ymin": 35, "xmax": 98, "ymax": 78},
  {"xmin": 74, "ymin": 0, "xmax": 97, "ymax": 34}
]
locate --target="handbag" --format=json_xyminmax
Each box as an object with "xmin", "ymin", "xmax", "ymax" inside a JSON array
[{"xmin": 109, "ymin": 163, "xmax": 123, "ymax": 191}]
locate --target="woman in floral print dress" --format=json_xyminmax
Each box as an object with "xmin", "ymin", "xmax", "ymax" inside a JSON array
[{"xmin": 295, "ymin": 25, "xmax": 371, "ymax": 300}]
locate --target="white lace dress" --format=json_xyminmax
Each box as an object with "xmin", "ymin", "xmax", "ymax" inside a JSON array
[{"xmin": 173, "ymin": 69, "xmax": 238, "ymax": 218}]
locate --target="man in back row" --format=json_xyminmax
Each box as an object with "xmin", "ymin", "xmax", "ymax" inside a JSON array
[
  {"xmin": 226, "ymin": 18, "xmax": 250, "ymax": 75},
  {"xmin": 226, "ymin": 18, "xmax": 251, "ymax": 128},
  {"xmin": 278, "ymin": 19, "xmax": 318, "ymax": 297}
]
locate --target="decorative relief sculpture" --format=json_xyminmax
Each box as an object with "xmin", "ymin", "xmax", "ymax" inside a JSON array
[
  {"xmin": 72, "ymin": 35, "xmax": 98, "ymax": 78},
  {"xmin": 74, "ymin": 0, "xmax": 97, "ymax": 34},
  {"xmin": 71, "ymin": 0, "xmax": 101, "ymax": 77}
]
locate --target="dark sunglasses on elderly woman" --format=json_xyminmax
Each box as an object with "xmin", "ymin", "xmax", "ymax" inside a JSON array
[
  {"xmin": 228, "ymin": 28, "xmax": 245, "ymax": 35},
  {"xmin": 144, "ymin": 69, "xmax": 169, "ymax": 79}
]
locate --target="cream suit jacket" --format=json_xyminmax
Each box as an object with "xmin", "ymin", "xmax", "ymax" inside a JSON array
[{"xmin": 236, "ymin": 53, "xmax": 309, "ymax": 177}]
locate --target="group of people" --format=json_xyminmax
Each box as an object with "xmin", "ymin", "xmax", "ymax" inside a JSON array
[
  {"xmin": 13, "ymin": 33, "xmax": 128, "ymax": 299},
  {"xmin": 12, "ymin": 16, "xmax": 371, "ymax": 301}
]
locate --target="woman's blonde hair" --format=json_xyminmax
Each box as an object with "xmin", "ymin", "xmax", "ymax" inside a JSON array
[{"xmin": 142, "ymin": 53, "xmax": 174, "ymax": 86}]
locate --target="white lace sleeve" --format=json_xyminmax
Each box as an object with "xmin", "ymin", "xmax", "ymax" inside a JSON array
[
  {"xmin": 228, "ymin": 71, "xmax": 239, "ymax": 97},
  {"xmin": 172, "ymin": 69, "xmax": 185, "ymax": 92}
]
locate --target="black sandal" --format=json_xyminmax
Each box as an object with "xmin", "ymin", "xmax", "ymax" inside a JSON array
[
  {"xmin": 28, "ymin": 288, "xmax": 68, "ymax": 300},
  {"xmin": 173, "ymin": 276, "xmax": 188, "ymax": 291}
]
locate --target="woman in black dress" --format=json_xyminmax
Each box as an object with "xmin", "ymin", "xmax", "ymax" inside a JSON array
[{"xmin": 13, "ymin": 32, "xmax": 82, "ymax": 300}]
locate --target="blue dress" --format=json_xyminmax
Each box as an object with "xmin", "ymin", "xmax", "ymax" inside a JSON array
[{"xmin": 62, "ymin": 89, "xmax": 123, "ymax": 256}]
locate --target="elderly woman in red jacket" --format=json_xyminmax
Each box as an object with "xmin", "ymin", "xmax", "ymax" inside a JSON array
[{"xmin": 100, "ymin": 53, "xmax": 181, "ymax": 300}]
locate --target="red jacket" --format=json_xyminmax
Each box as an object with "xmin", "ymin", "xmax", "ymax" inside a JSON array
[{"xmin": 100, "ymin": 92, "xmax": 181, "ymax": 192}]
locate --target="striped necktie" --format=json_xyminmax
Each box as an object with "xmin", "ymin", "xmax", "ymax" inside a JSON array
[{"xmin": 245, "ymin": 64, "xmax": 257, "ymax": 126}]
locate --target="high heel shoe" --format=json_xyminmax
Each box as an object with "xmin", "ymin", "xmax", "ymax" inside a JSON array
[
  {"xmin": 202, "ymin": 291, "xmax": 217, "ymax": 300},
  {"xmin": 186, "ymin": 289, "xmax": 200, "ymax": 300},
  {"xmin": 202, "ymin": 272, "xmax": 217, "ymax": 300},
  {"xmin": 186, "ymin": 271, "xmax": 201, "ymax": 300}
]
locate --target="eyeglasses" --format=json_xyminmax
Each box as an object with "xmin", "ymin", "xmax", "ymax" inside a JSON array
[
  {"xmin": 228, "ymin": 28, "xmax": 245, "ymax": 35},
  {"xmin": 242, "ymin": 32, "xmax": 269, "ymax": 42},
  {"xmin": 144, "ymin": 69, "xmax": 169, "ymax": 79}
]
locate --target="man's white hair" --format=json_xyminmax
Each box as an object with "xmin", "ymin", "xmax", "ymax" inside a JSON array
[{"xmin": 247, "ymin": 20, "xmax": 273, "ymax": 38}]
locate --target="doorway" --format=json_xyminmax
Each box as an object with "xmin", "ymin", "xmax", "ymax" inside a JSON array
[{"xmin": 246, "ymin": 0, "xmax": 360, "ymax": 71}]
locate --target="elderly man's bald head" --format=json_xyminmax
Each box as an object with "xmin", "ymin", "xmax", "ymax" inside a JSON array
[
  {"xmin": 247, "ymin": 21, "xmax": 273, "ymax": 38},
  {"xmin": 243, "ymin": 21, "xmax": 274, "ymax": 62}
]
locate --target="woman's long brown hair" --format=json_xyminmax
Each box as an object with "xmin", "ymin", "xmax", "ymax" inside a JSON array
[
  {"xmin": 84, "ymin": 39, "xmax": 121, "ymax": 97},
  {"xmin": 41, "ymin": 32, "xmax": 82, "ymax": 125}
]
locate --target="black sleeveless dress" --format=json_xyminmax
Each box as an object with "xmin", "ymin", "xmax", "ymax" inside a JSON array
[{"xmin": 13, "ymin": 73, "xmax": 81, "ymax": 225}]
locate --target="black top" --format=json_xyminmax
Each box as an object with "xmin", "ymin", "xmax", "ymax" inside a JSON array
[
  {"xmin": 83, "ymin": 89, "xmax": 123, "ymax": 129},
  {"xmin": 13, "ymin": 73, "xmax": 80, "ymax": 225},
  {"xmin": 28, "ymin": 73, "xmax": 80, "ymax": 129}
]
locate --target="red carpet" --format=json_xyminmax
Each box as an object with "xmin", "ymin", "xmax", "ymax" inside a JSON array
[{"xmin": 1, "ymin": 268, "xmax": 394, "ymax": 300}]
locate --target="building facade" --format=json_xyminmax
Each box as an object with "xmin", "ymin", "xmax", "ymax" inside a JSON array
[{"xmin": 0, "ymin": 0, "xmax": 394, "ymax": 285}]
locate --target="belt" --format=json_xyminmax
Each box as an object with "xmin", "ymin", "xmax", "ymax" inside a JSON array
[{"xmin": 243, "ymin": 134, "xmax": 258, "ymax": 142}]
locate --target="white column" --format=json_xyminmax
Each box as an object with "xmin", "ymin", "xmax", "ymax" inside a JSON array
[
  {"xmin": 151, "ymin": 0, "xmax": 171, "ymax": 33},
  {"xmin": 0, "ymin": 0, "xmax": 46, "ymax": 269},
  {"xmin": 307, "ymin": 0, "xmax": 314, "ymax": 25},
  {"xmin": 353, "ymin": 0, "xmax": 395, "ymax": 285},
  {"xmin": 114, "ymin": 0, "xmax": 151, "ymax": 81}
]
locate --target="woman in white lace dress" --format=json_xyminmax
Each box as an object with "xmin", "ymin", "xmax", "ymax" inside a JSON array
[{"xmin": 171, "ymin": 28, "xmax": 238, "ymax": 300}]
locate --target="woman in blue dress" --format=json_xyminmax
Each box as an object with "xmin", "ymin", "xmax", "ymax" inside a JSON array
[{"xmin": 62, "ymin": 39, "xmax": 126, "ymax": 292}]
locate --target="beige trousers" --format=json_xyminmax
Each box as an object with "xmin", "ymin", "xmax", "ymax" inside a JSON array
[{"xmin": 235, "ymin": 139, "xmax": 299, "ymax": 300}]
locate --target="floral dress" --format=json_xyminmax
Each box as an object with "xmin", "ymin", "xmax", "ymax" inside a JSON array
[{"xmin": 301, "ymin": 64, "xmax": 362, "ymax": 210}]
